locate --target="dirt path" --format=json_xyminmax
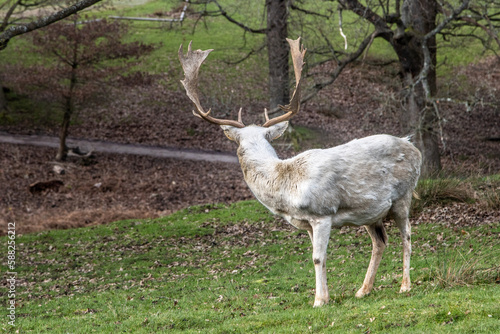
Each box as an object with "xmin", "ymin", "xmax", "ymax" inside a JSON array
[{"xmin": 0, "ymin": 132, "xmax": 238, "ymax": 164}]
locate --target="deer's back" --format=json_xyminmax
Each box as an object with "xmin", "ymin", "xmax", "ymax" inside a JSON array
[{"xmin": 263, "ymin": 134, "xmax": 421, "ymax": 224}]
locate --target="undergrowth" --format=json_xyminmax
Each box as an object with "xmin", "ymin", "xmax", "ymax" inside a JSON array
[
  {"xmin": 432, "ymin": 248, "xmax": 500, "ymax": 288},
  {"xmin": 412, "ymin": 175, "xmax": 500, "ymax": 215}
]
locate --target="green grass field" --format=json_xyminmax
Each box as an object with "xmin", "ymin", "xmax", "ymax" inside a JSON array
[{"xmin": 2, "ymin": 200, "xmax": 499, "ymax": 333}]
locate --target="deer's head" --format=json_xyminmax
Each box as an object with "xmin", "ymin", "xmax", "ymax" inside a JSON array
[{"xmin": 178, "ymin": 38, "xmax": 306, "ymax": 146}]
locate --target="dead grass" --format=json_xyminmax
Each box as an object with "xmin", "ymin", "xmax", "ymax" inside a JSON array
[
  {"xmin": 0, "ymin": 206, "xmax": 155, "ymax": 235},
  {"xmin": 475, "ymin": 176, "xmax": 500, "ymax": 211},
  {"xmin": 482, "ymin": 189, "xmax": 500, "ymax": 210},
  {"xmin": 412, "ymin": 178, "xmax": 476, "ymax": 215},
  {"xmin": 433, "ymin": 248, "xmax": 500, "ymax": 288},
  {"xmin": 412, "ymin": 175, "xmax": 500, "ymax": 218}
]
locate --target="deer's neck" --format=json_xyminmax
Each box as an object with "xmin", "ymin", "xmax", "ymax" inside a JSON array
[
  {"xmin": 237, "ymin": 139, "xmax": 281, "ymax": 179},
  {"xmin": 236, "ymin": 139, "xmax": 302, "ymax": 215}
]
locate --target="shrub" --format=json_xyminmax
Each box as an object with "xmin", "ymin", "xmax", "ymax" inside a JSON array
[
  {"xmin": 432, "ymin": 248, "xmax": 500, "ymax": 288},
  {"xmin": 412, "ymin": 178, "xmax": 475, "ymax": 214}
]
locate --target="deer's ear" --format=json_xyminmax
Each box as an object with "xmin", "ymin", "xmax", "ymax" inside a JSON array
[
  {"xmin": 265, "ymin": 121, "xmax": 289, "ymax": 141},
  {"xmin": 220, "ymin": 125, "xmax": 240, "ymax": 142}
]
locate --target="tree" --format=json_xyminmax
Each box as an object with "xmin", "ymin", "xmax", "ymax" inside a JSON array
[
  {"xmin": 266, "ymin": 0, "xmax": 290, "ymax": 108},
  {"xmin": 197, "ymin": 0, "xmax": 291, "ymax": 108},
  {"xmin": 330, "ymin": 0, "xmax": 443, "ymax": 175},
  {"xmin": 302, "ymin": 0, "xmax": 499, "ymax": 176},
  {"xmin": 13, "ymin": 15, "xmax": 154, "ymax": 161},
  {"xmin": 192, "ymin": 0, "xmax": 499, "ymax": 176},
  {"xmin": 328, "ymin": 0, "xmax": 479, "ymax": 176},
  {"xmin": 0, "ymin": 0, "xmax": 104, "ymax": 112}
]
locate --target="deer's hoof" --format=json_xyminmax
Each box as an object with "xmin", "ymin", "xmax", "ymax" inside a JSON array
[
  {"xmin": 313, "ymin": 298, "xmax": 328, "ymax": 307},
  {"xmin": 355, "ymin": 288, "xmax": 370, "ymax": 298},
  {"xmin": 399, "ymin": 285, "xmax": 411, "ymax": 293}
]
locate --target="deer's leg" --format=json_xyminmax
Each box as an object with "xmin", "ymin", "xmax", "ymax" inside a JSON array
[
  {"xmin": 392, "ymin": 197, "xmax": 412, "ymax": 293},
  {"xmin": 398, "ymin": 219, "xmax": 412, "ymax": 293},
  {"xmin": 290, "ymin": 218, "xmax": 313, "ymax": 242},
  {"xmin": 355, "ymin": 220, "xmax": 387, "ymax": 298},
  {"xmin": 311, "ymin": 218, "xmax": 332, "ymax": 307},
  {"xmin": 305, "ymin": 226, "xmax": 313, "ymax": 243}
]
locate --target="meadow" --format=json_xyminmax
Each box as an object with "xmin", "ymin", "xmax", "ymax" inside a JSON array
[{"xmin": 2, "ymin": 200, "xmax": 499, "ymax": 333}]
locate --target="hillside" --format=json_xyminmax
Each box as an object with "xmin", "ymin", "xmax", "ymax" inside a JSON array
[{"xmin": 1, "ymin": 201, "xmax": 499, "ymax": 332}]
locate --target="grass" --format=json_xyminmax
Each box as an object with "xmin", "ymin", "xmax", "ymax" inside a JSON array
[
  {"xmin": 2, "ymin": 200, "xmax": 499, "ymax": 333},
  {"xmin": 413, "ymin": 178, "xmax": 475, "ymax": 213},
  {"xmin": 433, "ymin": 248, "xmax": 499, "ymax": 288},
  {"xmin": 0, "ymin": 90, "xmax": 61, "ymax": 126},
  {"xmin": 411, "ymin": 174, "xmax": 500, "ymax": 215},
  {"xmin": 473, "ymin": 175, "xmax": 500, "ymax": 210}
]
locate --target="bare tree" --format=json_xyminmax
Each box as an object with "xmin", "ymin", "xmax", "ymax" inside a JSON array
[
  {"xmin": 290, "ymin": 0, "xmax": 495, "ymax": 176},
  {"xmin": 328, "ymin": 0, "xmax": 477, "ymax": 176},
  {"xmin": 191, "ymin": 0, "xmax": 498, "ymax": 176},
  {"xmin": 194, "ymin": 0, "xmax": 294, "ymax": 109},
  {"xmin": 0, "ymin": 0, "xmax": 104, "ymax": 112},
  {"xmin": 10, "ymin": 15, "xmax": 154, "ymax": 161}
]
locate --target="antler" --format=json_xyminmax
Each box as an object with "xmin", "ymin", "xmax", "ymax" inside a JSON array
[
  {"xmin": 179, "ymin": 42, "xmax": 245, "ymax": 128},
  {"xmin": 262, "ymin": 37, "xmax": 306, "ymax": 128}
]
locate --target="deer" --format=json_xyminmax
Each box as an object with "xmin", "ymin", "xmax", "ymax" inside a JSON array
[{"xmin": 178, "ymin": 37, "xmax": 422, "ymax": 307}]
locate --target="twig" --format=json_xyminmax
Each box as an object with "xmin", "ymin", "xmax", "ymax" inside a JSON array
[{"xmin": 339, "ymin": 8, "xmax": 348, "ymax": 50}]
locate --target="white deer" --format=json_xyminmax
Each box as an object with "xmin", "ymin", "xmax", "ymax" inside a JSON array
[{"xmin": 179, "ymin": 38, "xmax": 422, "ymax": 307}]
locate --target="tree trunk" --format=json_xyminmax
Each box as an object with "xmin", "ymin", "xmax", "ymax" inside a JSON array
[
  {"xmin": 266, "ymin": 0, "xmax": 289, "ymax": 109},
  {"xmin": 56, "ymin": 107, "xmax": 71, "ymax": 161},
  {"xmin": 393, "ymin": 0, "xmax": 441, "ymax": 177},
  {"xmin": 0, "ymin": 82, "xmax": 7, "ymax": 112},
  {"xmin": 399, "ymin": 70, "xmax": 442, "ymax": 177},
  {"xmin": 56, "ymin": 66, "xmax": 77, "ymax": 161}
]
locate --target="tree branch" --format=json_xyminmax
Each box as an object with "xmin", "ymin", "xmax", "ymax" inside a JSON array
[
  {"xmin": 337, "ymin": 0, "xmax": 392, "ymax": 38},
  {"xmin": 458, "ymin": 15, "xmax": 500, "ymax": 50},
  {"xmin": 267, "ymin": 30, "xmax": 378, "ymax": 115},
  {"xmin": 209, "ymin": 0, "xmax": 267, "ymax": 34},
  {"xmin": 0, "ymin": 0, "xmax": 103, "ymax": 50},
  {"xmin": 223, "ymin": 43, "xmax": 267, "ymax": 65},
  {"xmin": 418, "ymin": 0, "xmax": 471, "ymax": 97},
  {"xmin": 290, "ymin": 3, "xmax": 331, "ymax": 19},
  {"xmin": 0, "ymin": 0, "xmax": 22, "ymax": 33},
  {"xmin": 301, "ymin": 31, "xmax": 378, "ymax": 104}
]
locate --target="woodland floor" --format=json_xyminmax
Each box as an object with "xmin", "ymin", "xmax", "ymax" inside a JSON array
[{"xmin": 1, "ymin": 58, "xmax": 499, "ymax": 235}]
